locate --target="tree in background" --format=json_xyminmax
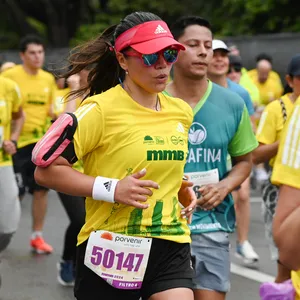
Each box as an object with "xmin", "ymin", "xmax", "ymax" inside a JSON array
[
  {"xmin": 1, "ymin": 0, "xmax": 107, "ymax": 49},
  {"xmin": 1, "ymin": 0, "xmax": 300, "ymax": 49},
  {"xmin": 71, "ymin": 0, "xmax": 300, "ymax": 45}
]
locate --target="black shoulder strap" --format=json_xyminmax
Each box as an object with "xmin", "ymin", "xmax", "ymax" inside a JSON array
[
  {"xmin": 60, "ymin": 113, "xmax": 78, "ymax": 164},
  {"xmin": 278, "ymin": 98, "xmax": 287, "ymax": 123}
]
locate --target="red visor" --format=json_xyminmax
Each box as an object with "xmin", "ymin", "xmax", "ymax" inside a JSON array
[{"xmin": 114, "ymin": 20, "xmax": 185, "ymax": 54}]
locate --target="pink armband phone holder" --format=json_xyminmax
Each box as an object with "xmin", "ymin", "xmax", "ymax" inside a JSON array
[{"xmin": 32, "ymin": 113, "xmax": 78, "ymax": 167}]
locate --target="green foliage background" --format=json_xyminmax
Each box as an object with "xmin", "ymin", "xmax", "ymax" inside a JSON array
[{"xmin": 1, "ymin": 0, "xmax": 300, "ymax": 49}]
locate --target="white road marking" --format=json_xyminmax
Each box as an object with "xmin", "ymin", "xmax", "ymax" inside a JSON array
[{"xmin": 231, "ymin": 263, "xmax": 275, "ymax": 283}]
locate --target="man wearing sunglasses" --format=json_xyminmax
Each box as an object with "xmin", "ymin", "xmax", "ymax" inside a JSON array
[
  {"xmin": 228, "ymin": 55, "xmax": 243, "ymax": 84},
  {"xmin": 166, "ymin": 16, "xmax": 258, "ymax": 300},
  {"xmin": 228, "ymin": 48, "xmax": 261, "ymax": 106}
]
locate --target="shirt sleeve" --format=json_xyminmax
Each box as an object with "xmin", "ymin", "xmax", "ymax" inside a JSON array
[
  {"xmin": 73, "ymin": 100, "xmax": 105, "ymax": 160},
  {"xmin": 271, "ymin": 104, "xmax": 300, "ymax": 189},
  {"xmin": 256, "ymin": 104, "xmax": 277, "ymax": 145},
  {"xmin": 228, "ymin": 105, "xmax": 258, "ymax": 157}
]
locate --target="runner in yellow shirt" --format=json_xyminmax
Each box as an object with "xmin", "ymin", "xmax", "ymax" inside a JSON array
[
  {"xmin": 0, "ymin": 77, "xmax": 24, "ymax": 286},
  {"xmin": 2, "ymin": 35, "xmax": 56, "ymax": 254},
  {"xmin": 254, "ymin": 54, "xmax": 300, "ymax": 284},
  {"xmin": 248, "ymin": 53, "xmax": 283, "ymax": 106},
  {"xmin": 33, "ymin": 12, "xmax": 196, "ymax": 300}
]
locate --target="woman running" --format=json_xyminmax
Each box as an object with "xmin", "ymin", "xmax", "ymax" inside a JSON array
[
  {"xmin": 253, "ymin": 54, "xmax": 300, "ymax": 283},
  {"xmin": 33, "ymin": 11, "xmax": 196, "ymax": 300}
]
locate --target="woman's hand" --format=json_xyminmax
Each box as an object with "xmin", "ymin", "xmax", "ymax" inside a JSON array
[{"xmin": 114, "ymin": 168, "xmax": 159, "ymax": 209}]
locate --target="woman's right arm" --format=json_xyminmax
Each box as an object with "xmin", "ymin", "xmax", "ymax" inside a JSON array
[
  {"xmin": 252, "ymin": 141, "xmax": 279, "ymax": 165},
  {"xmin": 35, "ymin": 156, "xmax": 159, "ymax": 209},
  {"xmin": 35, "ymin": 156, "xmax": 94, "ymax": 197}
]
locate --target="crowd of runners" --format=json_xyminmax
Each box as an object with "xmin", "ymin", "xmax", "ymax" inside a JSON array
[{"xmin": 0, "ymin": 11, "xmax": 300, "ymax": 300}]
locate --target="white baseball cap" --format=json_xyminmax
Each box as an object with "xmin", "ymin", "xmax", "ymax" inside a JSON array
[{"xmin": 212, "ymin": 40, "xmax": 229, "ymax": 52}]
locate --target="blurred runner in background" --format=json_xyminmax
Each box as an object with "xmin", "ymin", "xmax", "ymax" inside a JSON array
[
  {"xmin": 2, "ymin": 35, "xmax": 56, "ymax": 254},
  {"xmin": 0, "ymin": 76, "xmax": 24, "ymax": 288},
  {"xmin": 248, "ymin": 53, "xmax": 283, "ymax": 106}
]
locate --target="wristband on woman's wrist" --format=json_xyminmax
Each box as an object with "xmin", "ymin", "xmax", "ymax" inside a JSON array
[{"xmin": 92, "ymin": 176, "xmax": 119, "ymax": 203}]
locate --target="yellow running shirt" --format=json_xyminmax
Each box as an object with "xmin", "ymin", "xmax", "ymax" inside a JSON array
[
  {"xmin": 240, "ymin": 68, "xmax": 260, "ymax": 104},
  {"xmin": 248, "ymin": 69, "xmax": 283, "ymax": 106},
  {"xmin": 2, "ymin": 65, "xmax": 56, "ymax": 148},
  {"xmin": 73, "ymin": 85, "xmax": 193, "ymax": 245},
  {"xmin": 271, "ymin": 96, "xmax": 300, "ymax": 188},
  {"xmin": 256, "ymin": 93, "xmax": 295, "ymax": 166},
  {"xmin": 0, "ymin": 77, "xmax": 22, "ymax": 166}
]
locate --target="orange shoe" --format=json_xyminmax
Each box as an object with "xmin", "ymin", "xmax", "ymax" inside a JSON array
[{"xmin": 30, "ymin": 236, "xmax": 53, "ymax": 254}]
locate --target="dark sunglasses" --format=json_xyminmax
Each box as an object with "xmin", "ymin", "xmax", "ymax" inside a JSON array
[
  {"xmin": 228, "ymin": 65, "xmax": 242, "ymax": 73},
  {"xmin": 124, "ymin": 48, "xmax": 179, "ymax": 67}
]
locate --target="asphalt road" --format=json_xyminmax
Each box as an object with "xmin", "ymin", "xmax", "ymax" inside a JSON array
[{"xmin": 0, "ymin": 189, "xmax": 276, "ymax": 300}]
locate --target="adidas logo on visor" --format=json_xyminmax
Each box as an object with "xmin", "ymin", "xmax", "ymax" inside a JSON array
[{"xmin": 154, "ymin": 25, "xmax": 167, "ymax": 34}]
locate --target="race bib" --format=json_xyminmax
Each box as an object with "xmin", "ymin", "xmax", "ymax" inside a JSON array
[
  {"xmin": 185, "ymin": 169, "xmax": 219, "ymax": 199},
  {"xmin": 84, "ymin": 231, "xmax": 152, "ymax": 290},
  {"xmin": 0, "ymin": 126, "xmax": 4, "ymax": 148}
]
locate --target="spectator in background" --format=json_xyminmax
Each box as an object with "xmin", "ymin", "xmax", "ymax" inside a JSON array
[
  {"xmin": 0, "ymin": 62, "xmax": 16, "ymax": 73},
  {"xmin": 228, "ymin": 53, "xmax": 260, "ymax": 105},
  {"xmin": 227, "ymin": 55, "xmax": 243, "ymax": 83},
  {"xmin": 248, "ymin": 53, "xmax": 284, "ymax": 106}
]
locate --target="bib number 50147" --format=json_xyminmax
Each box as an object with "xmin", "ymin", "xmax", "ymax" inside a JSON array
[
  {"xmin": 90, "ymin": 246, "xmax": 144, "ymax": 272},
  {"xmin": 84, "ymin": 231, "xmax": 152, "ymax": 290}
]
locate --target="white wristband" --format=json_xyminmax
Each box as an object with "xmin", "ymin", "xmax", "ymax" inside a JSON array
[{"xmin": 92, "ymin": 176, "xmax": 119, "ymax": 203}]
